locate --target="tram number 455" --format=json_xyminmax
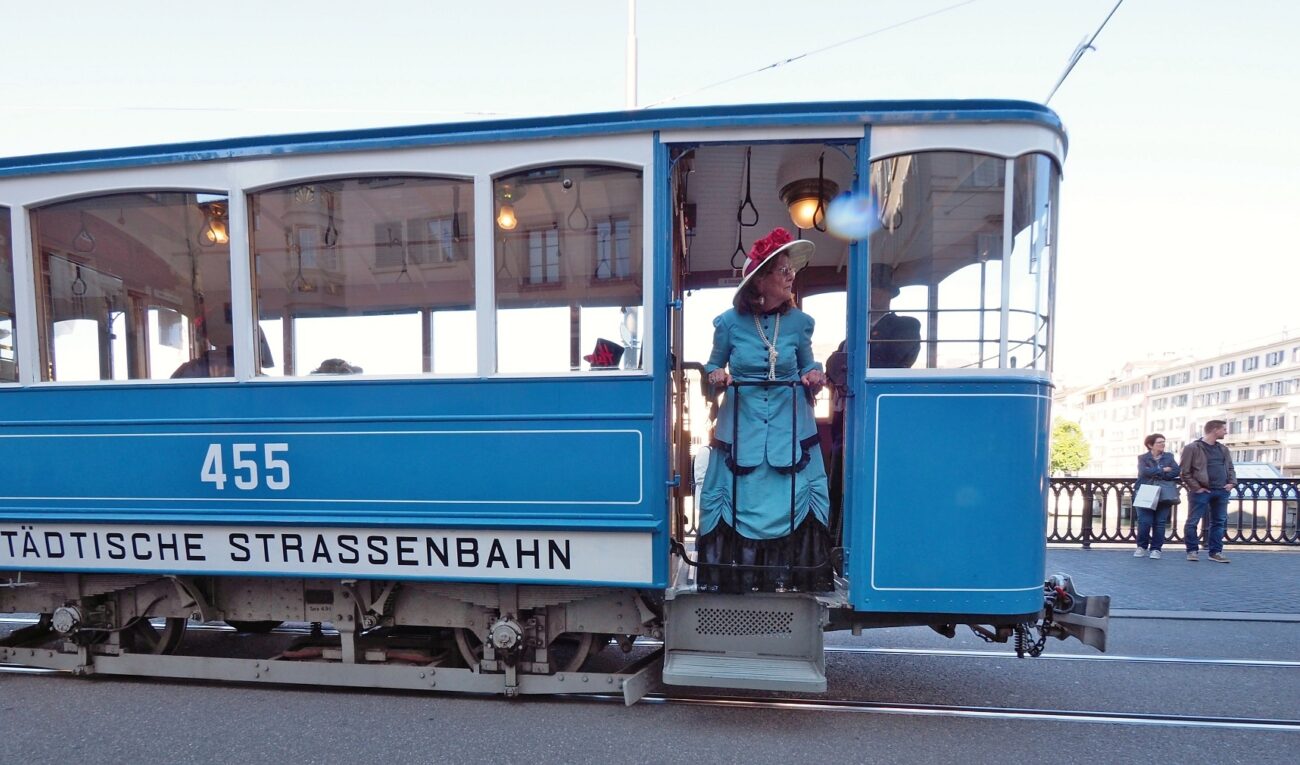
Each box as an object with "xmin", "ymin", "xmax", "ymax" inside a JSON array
[{"xmin": 200, "ymin": 443, "xmax": 291, "ymax": 491}]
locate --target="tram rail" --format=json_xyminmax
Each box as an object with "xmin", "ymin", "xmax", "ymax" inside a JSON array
[
  {"xmin": 573, "ymin": 693, "xmax": 1300, "ymax": 732},
  {"xmin": 1, "ymin": 658, "xmax": 1292, "ymax": 733}
]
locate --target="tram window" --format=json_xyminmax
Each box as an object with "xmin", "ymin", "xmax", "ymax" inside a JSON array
[
  {"xmin": 1008, "ymin": 153, "xmax": 1056, "ymax": 371},
  {"xmin": 30, "ymin": 192, "xmax": 232, "ymax": 381},
  {"xmin": 1, "ymin": 207, "xmax": 15, "ymax": 381},
  {"xmin": 251, "ymin": 176, "xmax": 475, "ymax": 377},
  {"xmin": 867, "ymin": 151, "xmax": 1058, "ymax": 371},
  {"xmin": 494, "ymin": 165, "xmax": 644, "ymax": 374}
]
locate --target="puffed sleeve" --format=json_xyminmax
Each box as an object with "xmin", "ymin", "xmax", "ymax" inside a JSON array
[
  {"xmin": 705, "ymin": 313, "xmax": 732, "ymax": 373},
  {"xmin": 797, "ymin": 313, "xmax": 822, "ymax": 376}
]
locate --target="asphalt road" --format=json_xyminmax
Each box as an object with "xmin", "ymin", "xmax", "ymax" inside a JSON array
[
  {"xmin": 3, "ymin": 548, "xmax": 1298, "ymax": 764},
  {"xmin": 2, "ymin": 613, "xmax": 1296, "ymax": 765}
]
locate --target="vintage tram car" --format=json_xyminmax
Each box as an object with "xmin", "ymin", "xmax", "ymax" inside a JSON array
[{"xmin": 0, "ymin": 100, "xmax": 1107, "ymax": 701}]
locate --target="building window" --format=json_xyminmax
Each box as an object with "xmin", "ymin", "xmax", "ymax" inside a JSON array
[
  {"xmin": 1266, "ymin": 350, "xmax": 1285, "ymax": 367},
  {"xmin": 1243, "ymin": 356, "xmax": 1259, "ymax": 372},
  {"xmin": 525, "ymin": 228, "xmax": 562, "ymax": 286},
  {"xmin": 1220, "ymin": 360, "xmax": 1236, "ymax": 376},
  {"xmin": 593, "ymin": 218, "xmax": 633, "ymax": 280},
  {"xmin": 1171, "ymin": 394, "xmax": 1188, "ymax": 407},
  {"xmin": 1151, "ymin": 397, "xmax": 1167, "ymax": 411},
  {"xmin": 1198, "ymin": 365, "xmax": 1214, "ymax": 381},
  {"xmin": 1238, "ymin": 386, "xmax": 1250, "ymax": 400},
  {"xmin": 1228, "ymin": 419, "xmax": 1242, "ymax": 434}
]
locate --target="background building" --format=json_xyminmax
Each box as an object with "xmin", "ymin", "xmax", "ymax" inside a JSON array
[{"xmin": 1055, "ymin": 334, "xmax": 1300, "ymax": 476}]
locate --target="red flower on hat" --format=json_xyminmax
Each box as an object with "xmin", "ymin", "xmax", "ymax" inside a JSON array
[{"xmin": 745, "ymin": 227, "xmax": 793, "ymax": 276}]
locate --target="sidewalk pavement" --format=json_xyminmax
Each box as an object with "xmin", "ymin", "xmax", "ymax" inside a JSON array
[{"xmin": 1046, "ymin": 546, "xmax": 1300, "ymax": 615}]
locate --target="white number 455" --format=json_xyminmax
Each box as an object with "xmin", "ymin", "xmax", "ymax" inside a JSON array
[{"xmin": 201, "ymin": 443, "xmax": 291, "ymax": 491}]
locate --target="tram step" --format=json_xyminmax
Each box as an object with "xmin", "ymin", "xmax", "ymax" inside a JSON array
[
  {"xmin": 663, "ymin": 651, "xmax": 827, "ymax": 692},
  {"xmin": 661, "ymin": 590, "xmax": 827, "ymax": 692}
]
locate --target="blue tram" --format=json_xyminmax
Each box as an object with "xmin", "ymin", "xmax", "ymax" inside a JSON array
[{"xmin": 0, "ymin": 100, "xmax": 1107, "ymax": 699}]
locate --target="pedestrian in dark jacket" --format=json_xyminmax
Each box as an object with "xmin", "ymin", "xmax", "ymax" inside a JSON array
[
  {"xmin": 1178, "ymin": 420, "xmax": 1237, "ymax": 563},
  {"xmin": 1135, "ymin": 433, "xmax": 1179, "ymax": 558}
]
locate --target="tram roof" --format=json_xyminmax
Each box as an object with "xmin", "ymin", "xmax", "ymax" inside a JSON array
[{"xmin": 0, "ymin": 100, "xmax": 1064, "ymax": 178}]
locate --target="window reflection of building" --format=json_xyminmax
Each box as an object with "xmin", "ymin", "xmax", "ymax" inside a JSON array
[
  {"xmin": 28, "ymin": 192, "xmax": 231, "ymax": 381},
  {"xmin": 493, "ymin": 165, "xmax": 644, "ymax": 374},
  {"xmin": 251, "ymin": 176, "xmax": 475, "ymax": 377}
]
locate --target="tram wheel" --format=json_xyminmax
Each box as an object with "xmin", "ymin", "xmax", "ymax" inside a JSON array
[
  {"xmin": 226, "ymin": 620, "xmax": 283, "ymax": 634},
  {"xmin": 548, "ymin": 632, "xmax": 595, "ymax": 674},
  {"xmin": 121, "ymin": 617, "xmax": 187, "ymax": 655},
  {"xmin": 453, "ymin": 627, "xmax": 483, "ymax": 670}
]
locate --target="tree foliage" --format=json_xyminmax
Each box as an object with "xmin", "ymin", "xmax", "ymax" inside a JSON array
[{"xmin": 1050, "ymin": 419, "xmax": 1091, "ymax": 475}]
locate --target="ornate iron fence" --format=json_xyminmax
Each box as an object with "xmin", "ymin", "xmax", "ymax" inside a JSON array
[
  {"xmin": 679, "ymin": 475, "xmax": 1299, "ymax": 546},
  {"xmin": 1048, "ymin": 478, "xmax": 1300, "ymax": 547}
]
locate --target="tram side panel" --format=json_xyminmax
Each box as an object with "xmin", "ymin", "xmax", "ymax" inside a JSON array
[
  {"xmin": 0, "ymin": 377, "xmax": 667, "ymax": 596},
  {"xmin": 845, "ymin": 375, "xmax": 1050, "ymax": 620}
]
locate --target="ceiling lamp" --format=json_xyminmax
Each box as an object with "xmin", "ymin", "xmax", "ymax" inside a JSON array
[
  {"xmin": 496, "ymin": 182, "xmax": 523, "ymax": 231},
  {"xmin": 779, "ymin": 153, "xmax": 838, "ymax": 232},
  {"xmin": 198, "ymin": 200, "xmax": 230, "ymax": 246}
]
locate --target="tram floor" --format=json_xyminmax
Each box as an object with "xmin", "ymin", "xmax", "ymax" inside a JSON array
[{"xmin": 2, "ymin": 615, "xmax": 1296, "ymax": 765}]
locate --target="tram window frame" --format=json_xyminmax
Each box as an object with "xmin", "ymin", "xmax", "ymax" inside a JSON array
[
  {"xmin": 863, "ymin": 150, "xmax": 1060, "ymax": 373},
  {"xmin": 249, "ymin": 175, "xmax": 478, "ymax": 378},
  {"xmin": 1, "ymin": 206, "xmax": 16, "ymax": 383},
  {"xmin": 492, "ymin": 163, "xmax": 647, "ymax": 376},
  {"xmin": 28, "ymin": 191, "xmax": 235, "ymax": 383}
]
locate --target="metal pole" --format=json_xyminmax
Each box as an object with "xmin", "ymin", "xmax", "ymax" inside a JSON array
[{"xmin": 625, "ymin": 0, "xmax": 638, "ymax": 109}]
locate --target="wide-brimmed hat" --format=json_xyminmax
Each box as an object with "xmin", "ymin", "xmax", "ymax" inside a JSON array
[{"xmin": 735, "ymin": 227, "xmax": 814, "ymax": 298}]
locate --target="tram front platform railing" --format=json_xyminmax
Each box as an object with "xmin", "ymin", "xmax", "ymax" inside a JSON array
[{"xmin": 1049, "ymin": 478, "xmax": 1300, "ymax": 547}]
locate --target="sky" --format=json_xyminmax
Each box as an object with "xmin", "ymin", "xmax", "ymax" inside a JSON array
[{"xmin": 2, "ymin": 0, "xmax": 1297, "ymax": 386}]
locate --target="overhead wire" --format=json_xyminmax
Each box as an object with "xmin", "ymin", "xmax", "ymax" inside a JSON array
[{"xmin": 641, "ymin": 0, "xmax": 982, "ymax": 109}]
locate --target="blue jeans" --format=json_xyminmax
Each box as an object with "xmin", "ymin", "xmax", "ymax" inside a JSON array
[
  {"xmin": 1136, "ymin": 502, "xmax": 1172, "ymax": 550},
  {"xmin": 1184, "ymin": 488, "xmax": 1231, "ymax": 554}
]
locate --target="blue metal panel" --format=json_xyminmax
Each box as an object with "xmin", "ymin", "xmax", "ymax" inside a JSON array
[
  {"xmin": 0, "ymin": 100, "xmax": 1064, "ymax": 178},
  {"xmin": 0, "ymin": 377, "xmax": 668, "ymax": 587},
  {"xmin": 845, "ymin": 375, "xmax": 1051, "ymax": 615}
]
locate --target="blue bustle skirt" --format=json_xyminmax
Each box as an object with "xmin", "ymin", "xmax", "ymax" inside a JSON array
[{"xmin": 696, "ymin": 435, "xmax": 833, "ymax": 593}]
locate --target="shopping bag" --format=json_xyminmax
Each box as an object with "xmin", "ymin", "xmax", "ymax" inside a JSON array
[{"xmin": 1133, "ymin": 483, "xmax": 1160, "ymax": 509}]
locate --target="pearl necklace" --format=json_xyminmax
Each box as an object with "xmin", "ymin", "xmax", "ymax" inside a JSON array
[{"xmin": 752, "ymin": 312, "xmax": 781, "ymax": 380}]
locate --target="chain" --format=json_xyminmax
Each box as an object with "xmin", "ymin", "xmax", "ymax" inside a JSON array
[{"xmin": 752, "ymin": 312, "xmax": 781, "ymax": 380}]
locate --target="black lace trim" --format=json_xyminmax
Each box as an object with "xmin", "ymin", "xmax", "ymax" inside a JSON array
[{"xmin": 711, "ymin": 433, "xmax": 821, "ymax": 476}]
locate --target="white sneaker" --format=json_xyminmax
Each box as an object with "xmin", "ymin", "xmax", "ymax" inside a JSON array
[
  {"xmin": 1133, "ymin": 548, "xmax": 1147, "ymax": 557},
  {"xmin": 1149, "ymin": 549, "xmax": 1162, "ymax": 560}
]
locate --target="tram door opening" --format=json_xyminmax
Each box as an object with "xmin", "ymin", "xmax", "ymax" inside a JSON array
[{"xmin": 667, "ymin": 141, "xmax": 856, "ymax": 550}]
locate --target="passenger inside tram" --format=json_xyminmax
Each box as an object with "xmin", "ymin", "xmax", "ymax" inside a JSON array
[{"xmin": 170, "ymin": 303, "xmax": 274, "ymax": 379}]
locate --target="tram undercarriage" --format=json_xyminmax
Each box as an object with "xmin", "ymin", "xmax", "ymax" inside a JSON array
[
  {"xmin": 2, "ymin": 565, "xmax": 1107, "ymax": 700},
  {"xmin": 0, "ymin": 574, "xmax": 666, "ymax": 702}
]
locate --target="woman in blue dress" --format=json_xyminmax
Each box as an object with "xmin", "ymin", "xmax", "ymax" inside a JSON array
[{"xmin": 698, "ymin": 227, "xmax": 831, "ymax": 593}]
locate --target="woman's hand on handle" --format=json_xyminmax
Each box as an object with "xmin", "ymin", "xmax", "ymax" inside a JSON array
[
  {"xmin": 708, "ymin": 369, "xmax": 732, "ymax": 388},
  {"xmin": 801, "ymin": 369, "xmax": 826, "ymax": 388}
]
